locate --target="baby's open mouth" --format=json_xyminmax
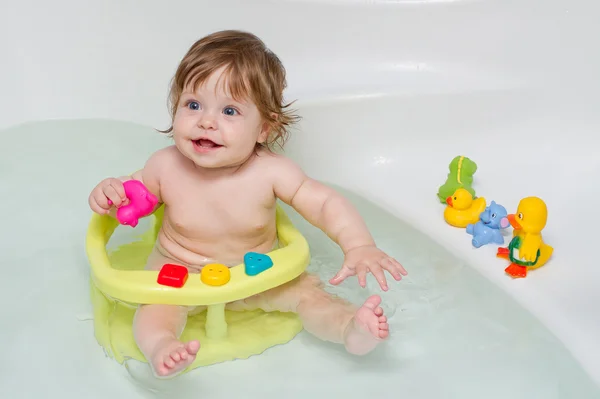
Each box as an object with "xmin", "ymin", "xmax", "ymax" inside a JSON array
[{"xmin": 193, "ymin": 138, "xmax": 222, "ymax": 149}]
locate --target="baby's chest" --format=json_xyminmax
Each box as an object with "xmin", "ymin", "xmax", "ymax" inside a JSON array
[{"xmin": 163, "ymin": 180, "xmax": 275, "ymax": 236}]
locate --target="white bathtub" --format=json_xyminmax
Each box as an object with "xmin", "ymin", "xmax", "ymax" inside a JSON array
[{"xmin": 1, "ymin": 0, "xmax": 599, "ymax": 397}]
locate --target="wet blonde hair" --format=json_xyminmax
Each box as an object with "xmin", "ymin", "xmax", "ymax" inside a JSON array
[{"xmin": 160, "ymin": 30, "xmax": 300, "ymax": 151}]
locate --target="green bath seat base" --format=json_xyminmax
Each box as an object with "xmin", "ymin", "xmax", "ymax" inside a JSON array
[
  {"xmin": 90, "ymin": 282, "xmax": 303, "ymax": 373},
  {"xmin": 88, "ymin": 205, "xmax": 306, "ymax": 374}
]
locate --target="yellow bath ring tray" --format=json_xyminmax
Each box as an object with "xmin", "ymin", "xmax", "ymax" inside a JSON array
[{"xmin": 85, "ymin": 204, "xmax": 310, "ymax": 372}]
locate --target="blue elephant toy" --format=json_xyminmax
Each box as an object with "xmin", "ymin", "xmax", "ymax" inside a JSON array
[{"xmin": 466, "ymin": 201, "xmax": 509, "ymax": 248}]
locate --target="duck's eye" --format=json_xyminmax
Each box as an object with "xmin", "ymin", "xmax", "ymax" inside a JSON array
[
  {"xmin": 453, "ymin": 197, "xmax": 457, "ymax": 200},
  {"xmin": 491, "ymin": 213, "xmax": 496, "ymax": 218},
  {"xmin": 518, "ymin": 213, "xmax": 523, "ymax": 220}
]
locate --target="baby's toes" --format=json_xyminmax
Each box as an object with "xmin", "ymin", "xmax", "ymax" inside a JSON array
[
  {"xmin": 378, "ymin": 315, "xmax": 387, "ymax": 323},
  {"xmin": 185, "ymin": 340, "xmax": 201, "ymax": 355},
  {"xmin": 163, "ymin": 354, "xmax": 176, "ymax": 369},
  {"xmin": 379, "ymin": 320, "xmax": 389, "ymax": 338},
  {"xmin": 374, "ymin": 306, "xmax": 384, "ymax": 317},
  {"xmin": 177, "ymin": 347, "xmax": 189, "ymax": 360},
  {"xmin": 170, "ymin": 349, "xmax": 182, "ymax": 363},
  {"xmin": 155, "ymin": 364, "xmax": 170, "ymax": 377}
]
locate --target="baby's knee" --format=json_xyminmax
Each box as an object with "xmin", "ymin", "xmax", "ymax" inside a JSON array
[
  {"xmin": 295, "ymin": 272, "xmax": 324, "ymax": 290},
  {"xmin": 288, "ymin": 272, "xmax": 325, "ymax": 300},
  {"xmin": 293, "ymin": 273, "xmax": 333, "ymax": 304},
  {"xmin": 248, "ymin": 272, "xmax": 324, "ymax": 312},
  {"xmin": 295, "ymin": 273, "xmax": 354, "ymax": 309}
]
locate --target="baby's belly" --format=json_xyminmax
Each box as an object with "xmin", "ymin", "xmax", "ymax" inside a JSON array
[{"xmin": 156, "ymin": 227, "xmax": 278, "ymax": 270}]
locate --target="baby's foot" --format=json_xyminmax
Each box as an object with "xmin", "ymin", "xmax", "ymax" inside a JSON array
[
  {"xmin": 150, "ymin": 338, "xmax": 200, "ymax": 378},
  {"xmin": 344, "ymin": 295, "xmax": 389, "ymax": 355}
]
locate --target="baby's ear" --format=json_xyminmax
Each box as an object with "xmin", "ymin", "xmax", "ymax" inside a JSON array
[
  {"xmin": 257, "ymin": 113, "xmax": 278, "ymax": 144},
  {"xmin": 257, "ymin": 122, "xmax": 270, "ymax": 143}
]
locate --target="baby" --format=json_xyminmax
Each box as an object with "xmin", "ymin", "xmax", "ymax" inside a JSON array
[{"xmin": 88, "ymin": 30, "xmax": 407, "ymax": 378}]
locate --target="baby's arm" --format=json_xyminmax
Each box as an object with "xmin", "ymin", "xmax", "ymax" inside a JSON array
[
  {"xmin": 272, "ymin": 156, "xmax": 406, "ymax": 290},
  {"xmin": 89, "ymin": 148, "xmax": 168, "ymax": 216},
  {"xmin": 273, "ymin": 158, "xmax": 374, "ymax": 253},
  {"xmin": 122, "ymin": 149, "xmax": 165, "ymax": 203}
]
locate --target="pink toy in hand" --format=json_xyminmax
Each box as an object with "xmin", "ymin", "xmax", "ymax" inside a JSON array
[{"xmin": 108, "ymin": 180, "xmax": 158, "ymax": 227}]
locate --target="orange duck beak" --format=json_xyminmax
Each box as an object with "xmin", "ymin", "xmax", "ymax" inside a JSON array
[
  {"xmin": 446, "ymin": 196, "xmax": 453, "ymax": 206},
  {"xmin": 507, "ymin": 214, "xmax": 521, "ymax": 229}
]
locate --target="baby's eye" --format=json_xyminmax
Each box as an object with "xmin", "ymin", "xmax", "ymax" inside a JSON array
[
  {"xmin": 223, "ymin": 107, "xmax": 238, "ymax": 116},
  {"xmin": 187, "ymin": 101, "xmax": 200, "ymax": 111}
]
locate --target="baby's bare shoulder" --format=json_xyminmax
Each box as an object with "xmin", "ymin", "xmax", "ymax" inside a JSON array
[
  {"xmin": 144, "ymin": 145, "xmax": 186, "ymax": 173},
  {"xmin": 255, "ymin": 150, "xmax": 304, "ymax": 176},
  {"xmin": 254, "ymin": 150, "xmax": 308, "ymax": 202},
  {"xmin": 138, "ymin": 146, "xmax": 186, "ymax": 197},
  {"xmin": 147, "ymin": 145, "xmax": 180, "ymax": 164}
]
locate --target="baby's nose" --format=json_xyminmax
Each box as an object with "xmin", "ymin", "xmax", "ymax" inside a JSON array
[{"xmin": 198, "ymin": 114, "xmax": 217, "ymax": 130}]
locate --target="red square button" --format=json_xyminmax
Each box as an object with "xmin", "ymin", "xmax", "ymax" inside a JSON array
[{"xmin": 157, "ymin": 264, "xmax": 189, "ymax": 288}]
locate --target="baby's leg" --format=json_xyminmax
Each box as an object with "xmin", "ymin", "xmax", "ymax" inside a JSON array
[
  {"xmin": 133, "ymin": 244, "xmax": 200, "ymax": 378},
  {"xmin": 229, "ymin": 273, "xmax": 389, "ymax": 355}
]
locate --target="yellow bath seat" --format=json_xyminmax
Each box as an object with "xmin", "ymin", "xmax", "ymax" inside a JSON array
[{"xmin": 86, "ymin": 204, "xmax": 310, "ymax": 372}]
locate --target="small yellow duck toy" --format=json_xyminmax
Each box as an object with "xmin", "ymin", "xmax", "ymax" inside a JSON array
[
  {"xmin": 497, "ymin": 196, "xmax": 553, "ymax": 278},
  {"xmin": 444, "ymin": 188, "xmax": 486, "ymax": 228}
]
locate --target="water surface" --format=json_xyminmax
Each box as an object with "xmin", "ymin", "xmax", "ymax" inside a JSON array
[{"xmin": 0, "ymin": 119, "xmax": 596, "ymax": 398}]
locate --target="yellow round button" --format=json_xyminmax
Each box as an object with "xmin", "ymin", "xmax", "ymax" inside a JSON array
[{"xmin": 200, "ymin": 263, "xmax": 231, "ymax": 286}]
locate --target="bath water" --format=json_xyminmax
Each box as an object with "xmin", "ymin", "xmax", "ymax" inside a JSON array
[{"xmin": 0, "ymin": 119, "xmax": 597, "ymax": 398}]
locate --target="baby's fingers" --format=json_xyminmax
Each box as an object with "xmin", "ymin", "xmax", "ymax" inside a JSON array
[
  {"xmin": 89, "ymin": 196, "xmax": 110, "ymax": 215},
  {"xmin": 383, "ymin": 258, "xmax": 408, "ymax": 280},
  {"xmin": 395, "ymin": 259, "xmax": 408, "ymax": 276},
  {"xmin": 103, "ymin": 184, "xmax": 125, "ymax": 208},
  {"xmin": 380, "ymin": 258, "xmax": 402, "ymax": 281},
  {"xmin": 109, "ymin": 179, "xmax": 127, "ymax": 199},
  {"xmin": 329, "ymin": 265, "xmax": 355, "ymax": 286},
  {"xmin": 356, "ymin": 262, "xmax": 369, "ymax": 288},
  {"xmin": 368, "ymin": 263, "xmax": 388, "ymax": 291}
]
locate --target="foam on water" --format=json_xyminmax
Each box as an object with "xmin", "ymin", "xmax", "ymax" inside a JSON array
[{"xmin": 0, "ymin": 119, "xmax": 597, "ymax": 398}]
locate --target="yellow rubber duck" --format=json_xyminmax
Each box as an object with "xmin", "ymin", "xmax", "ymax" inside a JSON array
[
  {"xmin": 444, "ymin": 188, "xmax": 486, "ymax": 228},
  {"xmin": 496, "ymin": 196, "xmax": 553, "ymax": 278}
]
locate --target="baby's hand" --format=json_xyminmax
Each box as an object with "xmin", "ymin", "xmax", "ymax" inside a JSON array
[
  {"xmin": 329, "ymin": 245, "xmax": 407, "ymax": 291},
  {"xmin": 88, "ymin": 177, "xmax": 128, "ymax": 215}
]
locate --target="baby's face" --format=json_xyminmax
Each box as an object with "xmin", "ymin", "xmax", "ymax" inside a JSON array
[{"xmin": 172, "ymin": 67, "xmax": 268, "ymax": 169}]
